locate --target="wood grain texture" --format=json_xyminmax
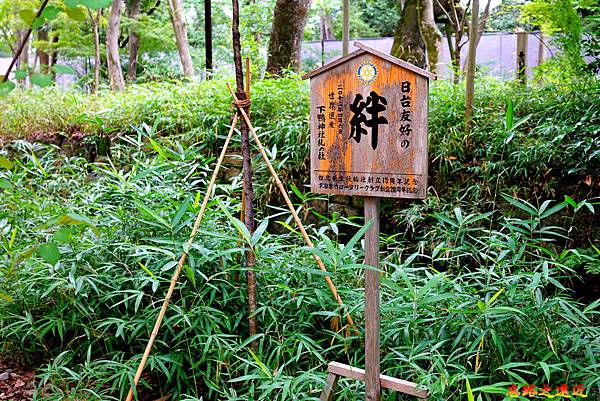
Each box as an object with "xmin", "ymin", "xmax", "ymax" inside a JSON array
[
  {"xmin": 516, "ymin": 31, "xmax": 528, "ymax": 84},
  {"xmin": 319, "ymin": 372, "xmax": 339, "ymax": 401},
  {"xmin": 309, "ymin": 52, "xmax": 429, "ymax": 199},
  {"xmin": 327, "ymin": 362, "xmax": 429, "ymax": 399},
  {"xmin": 364, "ymin": 197, "xmax": 381, "ymax": 401}
]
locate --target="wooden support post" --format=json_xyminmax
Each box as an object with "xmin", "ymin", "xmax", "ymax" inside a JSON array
[
  {"xmin": 227, "ymin": 83, "xmax": 358, "ymax": 333},
  {"xmin": 516, "ymin": 30, "xmax": 528, "ymax": 85},
  {"xmin": 537, "ymin": 33, "xmax": 544, "ymax": 67},
  {"xmin": 326, "ymin": 362, "xmax": 428, "ymax": 399},
  {"xmin": 319, "ymin": 372, "xmax": 339, "ymax": 401},
  {"xmin": 364, "ymin": 197, "xmax": 381, "ymax": 401}
]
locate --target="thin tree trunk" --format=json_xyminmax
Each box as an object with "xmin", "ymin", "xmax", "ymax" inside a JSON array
[
  {"xmin": 319, "ymin": 12, "xmax": 333, "ymax": 41},
  {"xmin": 453, "ymin": 48, "xmax": 462, "ymax": 83},
  {"xmin": 2, "ymin": 0, "xmax": 50, "ymax": 83},
  {"xmin": 106, "ymin": 0, "xmax": 125, "ymax": 91},
  {"xmin": 16, "ymin": 30, "xmax": 29, "ymax": 83},
  {"xmin": 49, "ymin": 34, "xmax": 58, "ymax": 69},
  {"xmin": 342, "ymin": 0, "xmax": 349, "ymax": 55},
  {"xmin": 465, "ymin": 0, "xmax": 480, "ymax": 132},
  {"xmin": 37, "ymin": 28, "xmax": 50, "ymax": 73},
  {"xmin": 436, "ymin": 0, "xmax": 466, "ymax": 81},
  {"xmin": 266, "ymin": 0, "xmax": 312, "ymax": 76},
  {"xmin": 391, "ymin": 0, "xmax": 426, "ymax": 68},
  {"xmin": 474, "ymin": 0, "xmax": 491, "ymax": 48},
  {"xmin": 127, "ymin": 0, "xmax": 142, "ymax": 82},
  {"xmin": 205, "ymin": 0, "xmax": 213, "ymax": 78},
  {"xmin": 420, "ymin": 0, "xmax": 442, "ymax": 72},
  {"xmin": 233, "ymin": 0, "xmax": 258, "ymax": 351},
  {"xmin": 90, "ymin": 9, "xmax": 102, "ymax": 92},
  {"xmin": 444, "ymin": 23, "xmax": 460, "ymax": 83},
  {"xmin": 166, "ymin": 0, "xmax": 194, "ymax": 78}
]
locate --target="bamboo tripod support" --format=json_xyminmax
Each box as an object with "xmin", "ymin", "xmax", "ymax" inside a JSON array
[
  {"xmin": 125, "ymin": 114, "xmax": 238, "ymax": 401},
  {"xmin": 226, "ymin": 83, "xmax": 357, "ymax": 331},
  {"xmin": 125, "ymin": 85, "xmax": 356, "ymax": 400}
]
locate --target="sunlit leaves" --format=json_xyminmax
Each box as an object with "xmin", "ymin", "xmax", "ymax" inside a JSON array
[
  {"xmin": 30, "ymin": 73, "xmax": 53, "ymax": 87},
  {"xmin": 64, "ymin": 6, "xmax": 86, "ymax": 21},
  {"xmin": 0, "ymin": 156, "xmax": 13, "ymax": 170},
  {"xmin": 18, "ymin": 9, "xmax": 36, "ymax": 24},
  {"xmin": 13, "ymin": 70, "xmax": 28, "ymax": 80},
  {"xmin": 0, "ymin": 81, "xmax": 15, "ymax": 96},
  {"xmin": 52, "ymin": 64, "xmax": 77, "ymax": 75},
  {"xmin": 38, "ymin": 242, "xmax": 61, "ymax": 265},
  {"xmin": 79, "ymin": 0, "xmax": 113, "ymax": 10}
]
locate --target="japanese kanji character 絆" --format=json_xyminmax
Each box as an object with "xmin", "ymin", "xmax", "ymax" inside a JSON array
[{"xmin": 348, "ymin": 91, "xmax": 388, "ymax": 150}]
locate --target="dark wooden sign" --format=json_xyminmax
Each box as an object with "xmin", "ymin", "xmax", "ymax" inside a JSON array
[{"xmin": 303, "ymin": 42, "xmax": 435, "ymax": 199}]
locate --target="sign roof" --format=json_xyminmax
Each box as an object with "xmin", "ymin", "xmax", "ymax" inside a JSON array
[{"xmin": 302, "ymin": 41, "xmax": 437, "ymax": 81}]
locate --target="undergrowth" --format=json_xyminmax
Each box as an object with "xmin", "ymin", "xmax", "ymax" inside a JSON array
[
  {"xmin": 1, "ymin": 127, "xmax": 599, "ymax": 400},
  {"xmin": 1, "ymin": 77, "xmax": 598, "ymax": 204}
]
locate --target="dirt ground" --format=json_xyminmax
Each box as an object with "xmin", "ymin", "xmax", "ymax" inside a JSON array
[{"xmin": 0, "ymin": 360, "xmax": 35, "ymax": 400}]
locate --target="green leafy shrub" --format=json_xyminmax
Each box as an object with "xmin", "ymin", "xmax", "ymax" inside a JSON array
[{"xmin": 1, "ymin": 134, "xmax": 598, "ymax": 400}]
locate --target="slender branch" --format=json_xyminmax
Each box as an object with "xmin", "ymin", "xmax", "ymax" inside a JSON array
[{"xmin": 1, "ymin": 0, "xmax": 50, "ymax": 82}]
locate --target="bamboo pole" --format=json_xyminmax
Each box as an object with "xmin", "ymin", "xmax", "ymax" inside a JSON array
[
  {"xmin": 227, "ymin": 83, "xmax": 357, "ymax": 332},
  {"xmin": 125, "ymin": 114, "xmax": 239, "ymax": 401}
]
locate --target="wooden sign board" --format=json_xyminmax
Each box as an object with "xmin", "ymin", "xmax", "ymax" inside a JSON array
[{"xmin": 303, "ymin": 42, "xmax": 435, "ymax": 199}]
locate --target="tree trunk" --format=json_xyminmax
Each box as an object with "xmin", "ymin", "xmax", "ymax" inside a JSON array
[
  {"xmin": 474, "ymin": 0, "xmax": 492, "ymax": 48},
  {"xmin": 49, "ymin": 34, "xmax": 59, "ymax": 69},
  {"xmin": 166, "ymin": 0, "xmax": 194, "ymax": 78},
  {"xmin": 391, "ymin": 0, "xmax": 426, "ymax": 68},
  {"xmin": 420, "ymin": 0, "xmax": 442, "ymax": 72},
  {"xmin": 465, "ymin": 0, "xmax": 480, "ymax": 132},
  {"xmin": 127, "ymin": 0, "xmax": 142, "ymax": 82},
  {"xmin": 37, "ymin": 28, "xmax": 50, "ymax": 73},
  {"xmin": 266, "ymin": 0, "xmax": 312, "ymax": 76},
  {"xmin": 90, "ymin": 9, "xmax": 102, "ymax": 92},
  {"xmin": 205, "ymin": 0, "xmax": 213, "ymax": 78},
  {"xmin": 319, "ymin": 12, "xmax": 334, "ymax": 41},
  {"xmin": 16, "ymin": 30, "xmax": 29, "ymax": 83},
  {"xmin": 232, "ymin": 0, "xmax": 258, "ymax": 351},
  {"xmin": 444, "ymin": 23, "xmax": 459, "ymax": 83},
  {"xmin": 106, "ymin": 0, "xmax": 125, "ymax": 91},
  {"xmin": 1, "ymin": 0, "xmax": 50, "ymax": 84}
]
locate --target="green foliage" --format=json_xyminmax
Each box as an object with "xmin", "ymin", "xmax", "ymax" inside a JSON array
[
  {"xmin": 428, "ymin": 77, "xmax": 600, "ymax": 197},
  {"xmin": 0, "ymin": 132, "xmax": 598, "ymax": 400},
  {"xmin": 519, "ymin": 0, "xmax": 599, "ymax": 79},
  {"xmin": 487, "ymin": 0, "xmax": 528, "ymax": 32}
]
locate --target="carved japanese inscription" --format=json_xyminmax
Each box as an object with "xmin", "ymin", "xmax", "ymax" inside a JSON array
[{"xmin": 308, "ymin": 53, "xmax": 430, "ymax": 199}]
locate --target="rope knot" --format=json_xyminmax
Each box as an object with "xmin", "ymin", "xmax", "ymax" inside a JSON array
[{"xmin": 233, "ymin": 98, "xmax": 251, "ymax": 109}]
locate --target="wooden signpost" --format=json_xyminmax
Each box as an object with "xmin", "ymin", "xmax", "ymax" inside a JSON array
[{"xmin": 303, "ymin": 41, "xmax": 434, "ymax": 401}]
